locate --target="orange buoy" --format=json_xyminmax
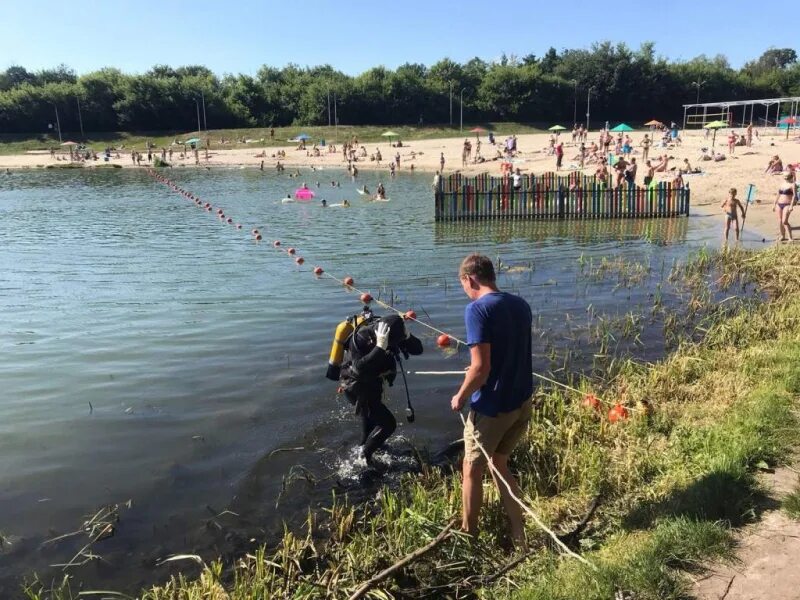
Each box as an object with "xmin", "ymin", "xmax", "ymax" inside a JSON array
[
  {"xmin": 313, "ymin": 266, "xmax": 324, "ymax": 275},
  {"xmin": 582, "ymin": 394, "xmax": 601, "ymax": 411},
  {"xmin": 360, "ymin": 293, "xmax": 373, "ymax": 304},
  {"xmin": 295, "ymin": 257, "xmax": 305, "ymax": 265},
  {"xmin": 255, "ymin": 234, "xmax": 262, "ymax": 241},
  {"xmin": 404, "ymin": 310, "xmax": 417, "ymax": 321},
  {"xmin": 236, "ymin": 224, "xmax": 242, "ymax": 229},
  {"xmin": 608, "ymin": 403, "xmax": 629, "ymax": 423},
  {"xmin": 226, "ymin": 218, "xmax": 233, "ymax": 224},
  {"xmin": 252, "ymin": 229, "xmax": 259, "ymax": 235},
  {"xmin": 287, "ymin": 248, "xmax": 296, "ymax": 255},
  {"xmin": 273, "ymin": 240, "xmax": 281, "ymax": 247},
  {"xmin": 343, "ymin": 276, "xmax": 354, "ymax": 286},
  {"xmin": 437, "ymin": 334, "xmax": 451, "ymax": 348}
]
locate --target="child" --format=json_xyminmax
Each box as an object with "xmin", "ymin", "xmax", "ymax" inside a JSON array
[{"xmin": 721, "ymin": 187, "xmax": 745, "ymax": 243}]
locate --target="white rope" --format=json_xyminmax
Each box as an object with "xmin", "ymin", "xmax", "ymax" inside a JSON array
[{"xmin": 459, "ymin": 412, "xmax": 596, "ymax": 569}]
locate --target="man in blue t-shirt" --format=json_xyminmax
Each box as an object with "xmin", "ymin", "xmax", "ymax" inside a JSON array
[{"xmin": 451, "ymin": 253, "xmax": 533, "ymax": 547}]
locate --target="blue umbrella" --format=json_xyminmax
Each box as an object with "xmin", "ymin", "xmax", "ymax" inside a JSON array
[
  {"xmin": 184, "ymin": 137, "xmax": 201, "ymax": 144},
  {"xmin": 294, "ymin": 133, "xmax": 311, "ymax": 141}
]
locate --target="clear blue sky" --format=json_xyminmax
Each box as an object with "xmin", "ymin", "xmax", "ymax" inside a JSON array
[{"xmin": 1, "ymin": 0, "xmax": 794, "ymax": 76}]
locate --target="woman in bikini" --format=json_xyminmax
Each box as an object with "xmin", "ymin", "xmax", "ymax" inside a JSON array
[{"xmin": 773, "ymin": 173, "xmax": 797, "ymax": 241}]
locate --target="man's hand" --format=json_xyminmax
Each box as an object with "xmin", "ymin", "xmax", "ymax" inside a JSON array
[{"xmin": 451, "ymin": 393, "xmax": 466, "ymax": 412}]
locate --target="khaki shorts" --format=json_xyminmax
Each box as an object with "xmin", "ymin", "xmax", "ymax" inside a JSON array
[{"xmin": 463, "ymin": 399, "xmax": 532, "ymax": 465}]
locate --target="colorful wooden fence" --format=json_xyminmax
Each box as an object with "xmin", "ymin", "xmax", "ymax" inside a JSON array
[{"xmin": 434, "ymin": 173, "xmax": 690, "ymax": 221}]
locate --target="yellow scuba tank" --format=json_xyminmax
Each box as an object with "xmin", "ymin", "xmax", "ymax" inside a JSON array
[{"xmin": 326, "ymin": 315, "xmax": 366, "ymax": 380}]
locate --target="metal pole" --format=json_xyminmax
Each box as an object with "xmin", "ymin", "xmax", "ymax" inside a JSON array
[
  {"xmin": 449, "ymin": 81, "xmax": 453, "ymax": 126},
  {"xmin": 334, "ymin": 92, "xmax": 338, "ymax": 135},
  {"xmin": 573, "ymin": 80, "xmax": 577, "ymax": 126},
  {"xmin": 459, "ymin": 88, "xmax": 465, "ymax": 132},
  {"xmin": 54, "ymin": 104, "xmax": 62, "ymax": 143},
  {"xmin": 196, "ymin": 100, "xmax": 201, "ymax": 135},
  {"xmin": 585, "ymin": 87, "xmax": 592, "ymax": 130},
  {"xmin": 76, "ymin": 97, "xmax": 84, "ymax": 139},
  {"xmin": 201, "ymin": 91, "xmax": 207, "ymax": 131},
  {"xmin": 327, "ymin": 88, "xmax": 331, "ymax": 126}
]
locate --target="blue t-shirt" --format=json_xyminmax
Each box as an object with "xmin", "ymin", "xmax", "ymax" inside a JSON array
[{"xmin": 464, "ymin": 291, "xmax": 533, "ymax": 417}]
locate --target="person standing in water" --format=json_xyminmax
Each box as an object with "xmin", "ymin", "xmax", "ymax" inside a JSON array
[{"xmin": 720, "ymin": 187, "xmax": 745, "ymax": 243}]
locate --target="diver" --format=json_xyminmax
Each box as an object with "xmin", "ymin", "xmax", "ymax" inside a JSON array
[
  {"xmin": 326, "ymin": 310, "xmax": 423, "ymax": 468},
  {"xmin": 321, "ymin": 198, "xmax": 327, "ymax": 207},
  {"xmin": 375, "ymin": 182, "xmax": 386, "ymax": 200}
]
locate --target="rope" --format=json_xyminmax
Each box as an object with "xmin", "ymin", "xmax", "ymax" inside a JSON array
[
  {"xmin": 147, "ymin": 170, "xmax": 607, "ymax": 566},
  {"xmin": 459, "ymin": 412, "xmax": 596, "ymax": 569}
]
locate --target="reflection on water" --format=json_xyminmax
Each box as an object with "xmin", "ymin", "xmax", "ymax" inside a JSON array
[
  {"xmin": 0, "ymin": 168, "xmax": 717, "ymax": 595},
  {"xmin": 434, "ymin": 217, "xmax": 689, "ymax": 245}
]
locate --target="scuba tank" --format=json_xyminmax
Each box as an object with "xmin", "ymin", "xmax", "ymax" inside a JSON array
[{"xmin": 325, "ymin": 307, "xmax": 373, "ymax": 381}]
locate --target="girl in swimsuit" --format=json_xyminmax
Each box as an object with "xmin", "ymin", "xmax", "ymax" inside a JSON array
[
  {"xmin": 773, "ymin": 174, "xmax": 797, "ymax": 241},
  {"xmin": 720, "ymin": 187, "xmax": 745, "ymax": 243}
]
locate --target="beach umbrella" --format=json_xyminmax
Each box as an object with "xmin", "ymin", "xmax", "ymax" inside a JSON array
[
  {"xmin": 704, "ymin": 120, "xmax": 727, "ymax": 148},
  {"xmin": 548, "ymin": 125, "xmax": 567, "ymax": 132},
  {"xmin": 294, "ymin": 133, "xmax": 311, "ymax": 141},
  {"xmin": 184, "ymin": 137, "xmax": 201, "ymax": 145},
  {"xmin": 60, "ymin": 141, "xmax": 79, "ymax": 146},
  {"xmin": 644, "ymin": 120, "xmax": 663, "ymax": 127},
  {"xmin": 779, "ymin": 116, "xmax": 798, "ymax": 139},
  {"xmin": 469, "ymin": 127, "xmax": 487, "ymax": 132},
  {"xmin": 610, "ymin": 123, "xmax": 634, "ymax": 132},
  {"xmin": 381, "ymin": 131, "xmax": 399, "ymax": 137}
]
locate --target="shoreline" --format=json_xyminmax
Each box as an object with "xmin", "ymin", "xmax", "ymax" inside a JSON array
[{"xmin": 4, "ymin": 129, "xmax": 798, "ymax": 238}]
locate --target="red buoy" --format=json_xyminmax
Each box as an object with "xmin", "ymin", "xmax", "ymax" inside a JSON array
[
  {"xmin": 436, "ymin": 334, "xmax": 451, "ymax": 348},
  {"xmin": 360, "ymin": 293, "xmax": 373, "ymax": 304},
  {"xmin": 313, "ymin": 266, "xmax": 324, "ymax": 275},
  {"xmin": 255, "ymin": 234, "xmax": 262, "ymax": 241},
  {"xmin": 226, "ymin": 218, "xmax": 233, "ymax": 224},
  {"xmin": 295, "ymin": 257, "xmax": 305, "ymax": 265},
  {"xmin": 236, "ymin": 224, "xmax": 242, "ymax": 229},
  {"xmin": 287, "ymin": 248, "xmax": 296, "ymax": 255},
  {"xmin": 582, "ymin": 394, "xmax": 601, "ymax": 411},
  {"xmin": 343, "ymin": 276, "xmax": 354, "ymax": 286},
  {"xmin": 252, "ymin": 229, "xmax": 259, "ymax": 235},
  {"xmin": 608, "ymin": 403, "xmax": 629, "ymax": 423},
  {"xmin": 273, "ymin": 240, "xmax": 281, "ymax": 247}
]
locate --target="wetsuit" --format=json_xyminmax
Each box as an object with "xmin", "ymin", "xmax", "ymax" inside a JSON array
[{"xmin": 341, "ymin": 317, "xmax": 423, "ymax": 461}]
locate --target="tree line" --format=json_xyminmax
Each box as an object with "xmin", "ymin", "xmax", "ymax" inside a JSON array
[{"xmin": 0, "ymin": 43, "xmax": 797, "ymax": 135}]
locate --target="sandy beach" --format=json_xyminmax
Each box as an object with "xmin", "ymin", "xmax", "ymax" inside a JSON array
[{"xmin": 3, "ymin": 129, "xmax": 798, "ymax": 238}]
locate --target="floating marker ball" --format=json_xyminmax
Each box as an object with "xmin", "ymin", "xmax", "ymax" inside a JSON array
[
  {"xmin": 226, "ymin": 218, "xmax": 233, "ymax": 224},
  {"xmin": 236, "ymin": 224, "xmax": 242, "ymax": 229},
  {"xmin": 344, "ymin": 276, "xmax": 354, "ymax": 286},
  {"xmin": 437, "ymin": 334, "xmax": 451, "ymax": 348},
  {"xmin": 273, "ymin": 241, "xmax": 281, "ymax": 247},
  {"xmin": 287, "ymin": 248, "xmax": 296, "ymax": 255},
  {"xmin": 582, "ymin": 394, "xmax": 601, "ymax": 411},
  {"xmin": 313, "ymin": 267, "xmax": 324, "ymax": 275},
  {"xmin": 255, "ymin": 234, "xmax": 262, "ymax": 241},
  {"xmin": 295, "ymin": 257, "xmax": 305, "ymax": 265},
  {"xmin": 360, "ymin": 293, "xmax": 373, "ymax": 304},
  {"xmin": 608, "ymin": 403, "xmax": 629, "ymax": 423},
  {"xmin": 404, "ymin": 310, "xmax": 417, "ymax": 320},
  {"xmin": 252, "ymin": 229, "xmax": 259, "ymax": 235}
]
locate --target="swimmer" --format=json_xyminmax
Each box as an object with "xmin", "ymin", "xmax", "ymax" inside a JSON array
[
  {"xmin": 321, "ymin": 199, "xmax": 327, "ymax": 207},
  {"xmin": 343, "ymin": 199, "xmax": 351, "ymax": 208}
]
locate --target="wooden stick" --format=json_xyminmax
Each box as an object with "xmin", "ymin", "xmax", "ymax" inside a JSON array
[{"xmin": 347, "ymin": 520, "xmax": 456, "ymax": 600}]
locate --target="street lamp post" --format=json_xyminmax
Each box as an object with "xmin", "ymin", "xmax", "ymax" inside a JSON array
[
  {"xmin": 585, "ymin": 86, "xmax": 594, "ymax": 131},
  {"xmin": 195, "ymin": 99, "xmax": 201, "ymax": 135},
  {"xmin": 201, "ymin": 91, "xmax": 207, "ymax": 131},
  {"xmin": 572, "ymin": 80, "xmax": 578, "ymax": 127},
  {"xmin": 449, "ymin": 81, "xmax": 454, "ymax": 126},
  {"xmin": 459, "ymin": 88, "xmax": 466, "ymax": 132},
  {"xmin": 692, "ymin": 80, "xmax": 706, "ymax": 105},
  {"xmin": 76, "ymin": 96, "xmax": 85, "ymax": 139},
  {"xmin": 327, "ymin": 87, "xmax": 331, "ymax": 126},
  {"xmin": 53, "ymin": 104, "xmax": 62, "ymax": 143}
]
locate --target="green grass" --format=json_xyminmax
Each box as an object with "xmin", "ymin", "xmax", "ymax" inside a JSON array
[
  {"xmin": 23, "ymin": 246, "xmax": 800, "ymax": 600},
  {"xmin": 0, "ymin": 122, "xmax": 545, "ymax": 156},
  {"xmin": 784, "ymin": 482, "xmax": 800, "ymax": 520}
]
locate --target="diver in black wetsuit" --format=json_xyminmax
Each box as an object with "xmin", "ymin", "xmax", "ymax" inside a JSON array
[{"xmin": 337, "ymin": 314, "xmax": 423, "ymax": 466}]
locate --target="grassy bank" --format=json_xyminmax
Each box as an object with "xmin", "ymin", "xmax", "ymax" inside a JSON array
[
  {"xmin": 25, "ymin": 246, "xmax": 800, "ymax": 599},
  {"xmin": 0, "ymin": 123, "xmax": 545, "ymax": 156}
]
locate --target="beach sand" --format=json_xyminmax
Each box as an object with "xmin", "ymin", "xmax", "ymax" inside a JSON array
[{"xmin": 2, "ymin": 129, "xmax": 798, "ymax": 239}]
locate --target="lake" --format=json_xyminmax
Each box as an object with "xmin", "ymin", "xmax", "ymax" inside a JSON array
[{"xmin": 0, "ymin": 167, "xmax": 717, "ymax": 594}]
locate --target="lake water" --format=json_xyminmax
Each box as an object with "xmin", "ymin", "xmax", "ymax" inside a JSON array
[{"xmin": 0, "ymin": 168, "xmax": 719, "ymax": 594}]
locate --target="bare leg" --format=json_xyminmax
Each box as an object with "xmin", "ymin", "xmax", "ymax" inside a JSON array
[
  {"xmin": 784, "ymin": 210, "xmax": 793, "ymax": 241},
  {"xmin": 489, "ymin": 453, "xmax": 527, "ymax": 549},
  {"xmin": 734, "ymin": 220, "xmax": 740, "ymax": 242},
  {"xmin": 461, "ymin": 459, "xmax": 485, "ymax": 537},
  {"xmin": 778, "ymin": 208, "xmax": 787, "ymax": 240}
]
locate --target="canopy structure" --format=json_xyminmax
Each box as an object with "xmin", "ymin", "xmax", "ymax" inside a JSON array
[
  {"xmin": 682, "ymin": 96, "xmax": 800, "ymax": 129},
  {"xmin": 610, "ymin": 123, "xmax": 634, "ymax": 132},
  {"xmin": 548, "ymin": 125, "xmax": 566, "ymax": 131},
  {"xmin": 381, "ymin": 131, "xmax": 399, "ymax": 137}
]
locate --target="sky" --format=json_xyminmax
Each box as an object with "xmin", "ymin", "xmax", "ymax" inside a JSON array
[{"xmin": 1, "ymin": 0, "xmax": 795, "ymax": 77}]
